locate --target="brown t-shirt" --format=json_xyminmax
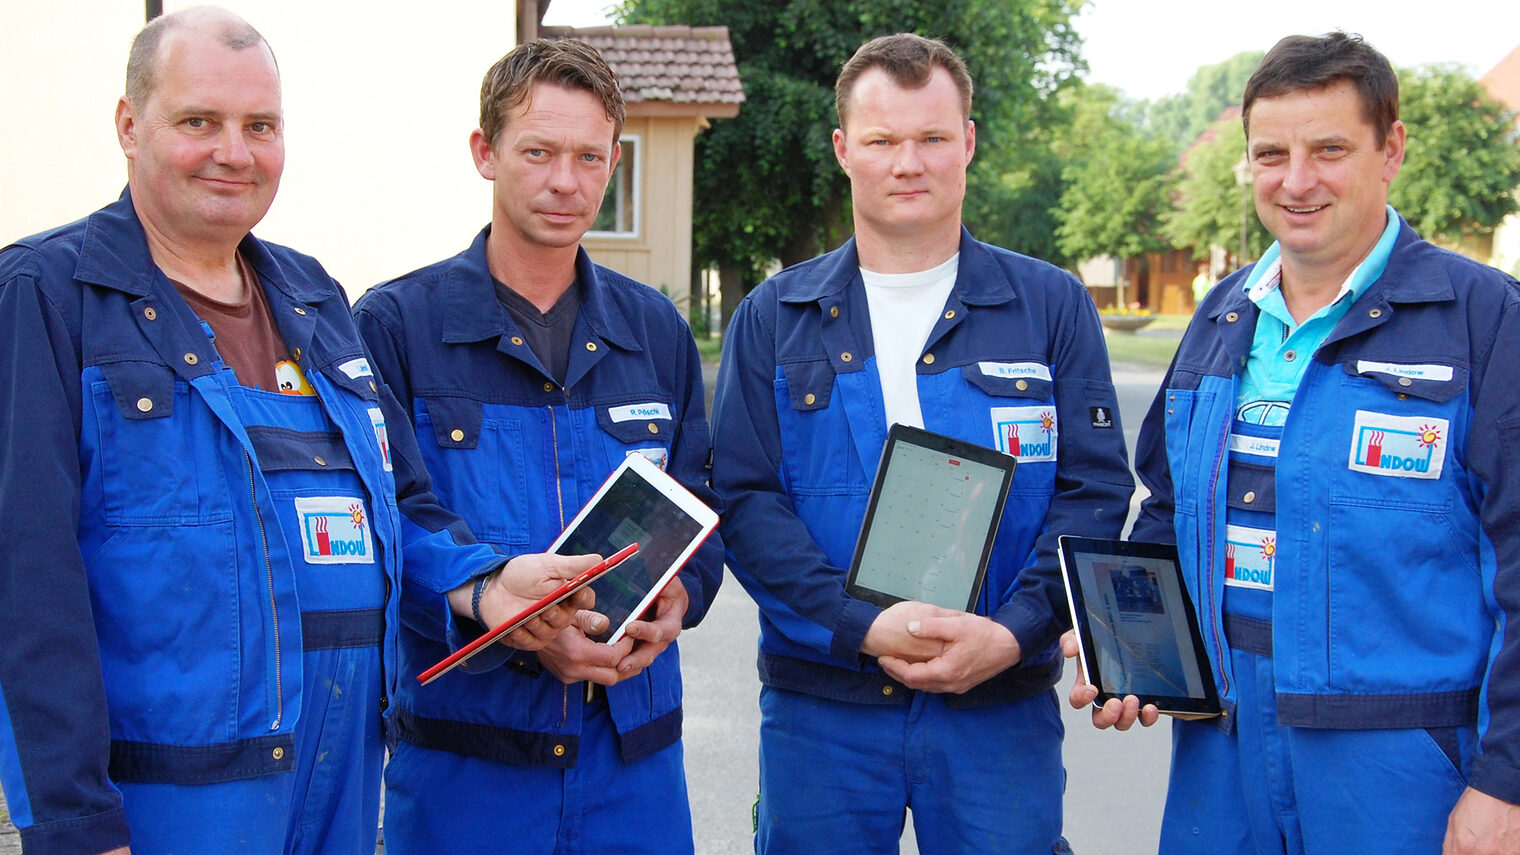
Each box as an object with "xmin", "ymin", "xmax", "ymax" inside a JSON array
[{"xmin": 172, "ymin": 254, "xmax": 314, "ymax": 394}]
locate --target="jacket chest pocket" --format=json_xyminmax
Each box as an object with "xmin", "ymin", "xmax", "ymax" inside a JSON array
[
  {"xmin": 956, "ymin": 365, "xmax": 1056, "ymax": 498},
  {"xmin": 88, "ymin": 361, "xmax": 232, "ymax": 526},
  {"xmin": 594, "ymin": 400, "xmax": 675, "ymax": 471},
  {"xmin": 417, "ymin": 395, "xmax": 530, "ymax": 548},
  {"xmin": 775, "ymin": 359, "xmax": 866, "ymax": 494}
]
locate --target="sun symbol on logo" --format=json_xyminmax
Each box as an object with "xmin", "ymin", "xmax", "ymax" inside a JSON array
[
  {"xmin": 1417, "ymin": 424, "xmax": 1443, "ymax": 449},
  {"xmin": 1039, "ymin": 411, "xmax": 1055, "ymax": 433},
  {"xmin": 1259, "ymin": 536, "xmax": 1276, "ymax": 560},
  {"xmin": 349, "ymin": 503, "xmax": 366, "ymax": 529}
]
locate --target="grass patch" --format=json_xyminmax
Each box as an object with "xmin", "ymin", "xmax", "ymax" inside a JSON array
[
  {"xmin": 695, "ymin": 332, "xmax": 723, "ymax": 365},
  {"xmin": 1101, "ymin": 313, "xmax": 1192, "ymax": 370}
]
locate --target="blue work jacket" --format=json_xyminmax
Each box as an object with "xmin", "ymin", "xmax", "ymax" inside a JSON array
[
  {"xmin": 0, "ymin": 192, "xmax": 501, "ymax": 854},
  {"xmin": 1132, "ymin": 216, "xmax": 1520, "ymax": 802},
  {"xmin": 711, "ymin": 229, "xmax": 1134, "ymax": 707},
  {"xmin": 353, "ymin": 227, "xmax": 723, "ymax": 767}
]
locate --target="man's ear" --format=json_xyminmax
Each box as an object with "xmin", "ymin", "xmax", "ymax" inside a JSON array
[
  {"xmin": 116, "ymin": 97, "xmax": 138, "ymax": 160},
  {"xmin": 470, "ymin": 128, "xmax": 495, "ymax": 181}
]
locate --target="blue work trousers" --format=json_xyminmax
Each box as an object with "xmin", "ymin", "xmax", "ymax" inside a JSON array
[
  {"xmin": 756, "ymin": 685, "xmax": 1070, "ymax": 855},
  {"xmin": 382, "ymin": 698, "xmax": 693, "ymax": 855}
]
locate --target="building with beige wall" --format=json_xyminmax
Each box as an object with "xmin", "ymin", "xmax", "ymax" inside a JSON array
[{"xmin": 2, "ymin": 1, "xmax": 516, "ymax": 298}]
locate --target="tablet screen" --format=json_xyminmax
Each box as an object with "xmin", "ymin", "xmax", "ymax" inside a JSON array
[
  {"xmin": 552, "ymin": 453, "xmax": 717, "ymax": 643},
  {"xmin": 1058, "ymin": 537, "xmax": 1220, "ymax": 716},
  {"xmin": 846, "ymin": 425, "xmax": 1015, "ymax": 612}
]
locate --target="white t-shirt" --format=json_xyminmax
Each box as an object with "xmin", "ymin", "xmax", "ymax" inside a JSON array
[{"xmin": 860, "ymin": 254, "xmax": 959, "ymax": 429}]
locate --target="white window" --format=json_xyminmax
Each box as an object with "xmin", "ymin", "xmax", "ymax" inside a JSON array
[{"xmin": 590, "ymin": 134, "xmax": 640, "ymax": 238}]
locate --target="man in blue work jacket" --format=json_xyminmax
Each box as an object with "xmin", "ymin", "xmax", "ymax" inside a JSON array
[
  {"xmin": 711, "ymin": 33, "xmax": 1133, "ymax": 855},
  {"xmin": 0, "ymin": 9, "xmax": 597, "ymax": 855},
  {"xmin": 1067, "ymin": 32, "xmax": 1520, "ymax": 855},
  {"xmin": 354, "ymin": 38, "xmax": 723, "ymax": 855}
]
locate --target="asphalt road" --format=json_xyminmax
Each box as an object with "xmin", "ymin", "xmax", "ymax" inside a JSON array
[{"xmin": 0, "ymin": 362, "xmax": 1171, "ymax": 855}]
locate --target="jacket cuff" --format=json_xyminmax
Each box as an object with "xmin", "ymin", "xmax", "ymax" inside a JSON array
[
  {"xmin": 18, "ymin": 806, "xmax": 131, "ymax": 855},
  {"xmin": 991, "ymin": 597, "xmax": 1056, "ymax": 659},
  {"xmin": 827, "ymin": 596, "xmax": 884, "ymax": 662},
  {"xmin": 1470, "ymin": 753, "xmax": 1520, "ymax": 805}
]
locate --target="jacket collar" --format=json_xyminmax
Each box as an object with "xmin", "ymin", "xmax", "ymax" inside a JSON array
[
  {"xmin": 441, "ymin": 226, "xmax": 640, "ymax": 352},
  {"xmin": 72, "ymin": 188, "xmax": 335, "ymax": 305},
  {"xmin": 777, "ymin": 226, "xmax": 1018, "ymax": 307}
]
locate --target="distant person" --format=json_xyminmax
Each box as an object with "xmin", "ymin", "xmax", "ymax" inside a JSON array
[
  {"xmin": 354, "ymin": 38, "xmax": 723, "ymax": 855},
  {"xmin": 0, "ymin": 9, "xmax": 595, "ymax": 854},
  {"xmin": 1068, "ymin": 32, "xmax": 1520, "ymax": 855},
  {"xmin": 712, "ymin": 33, "xmax": 1133, "ymax": 854},
  {"xmin": 1191, "ymin": 261, "xmax": 1212, "ymax": 306}
]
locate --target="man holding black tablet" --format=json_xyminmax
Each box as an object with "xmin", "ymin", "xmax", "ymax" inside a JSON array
[
  {"xmin": 711, "ymin": 33, "xmax": 1133, "ymax": 854},
  {"xmin": 1073, "ymin": 32, "xmax": 1520, "ymax": 855},
  {"xmin": 354, "ymin": 39, "xmax": 723, "ymax": 855}
]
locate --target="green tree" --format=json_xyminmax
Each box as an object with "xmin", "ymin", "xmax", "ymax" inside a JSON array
[
  {"xmin": 1053, "ymin": 84, "xmax": 1179, "ymax": 264},
  {"xmin": 1391, "ymin": 64, "xmax": 1520, "ymax": 243},
  {"xmin": 1162, "ymin": 120, "xmax": 1269, "ymax": 266},
  {"xmin": 1145, "ymin": 51, "xmax": 1263, "ymax": 147},
  {"xmin": 615, "ymin": 0, "xmax": 1086, "ymax": 327}
]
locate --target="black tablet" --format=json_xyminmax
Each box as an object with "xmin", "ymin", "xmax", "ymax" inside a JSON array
[
  {"xmin": 1057, "ymin": 536, "xmax": 1221, "ymax": 718},
  {"xmin": 845, "ymin": 424, "xmax": 1016, "ymax": 612}
]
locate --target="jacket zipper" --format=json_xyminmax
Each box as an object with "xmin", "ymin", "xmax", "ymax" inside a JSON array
[
  {"xmin": 1205, "ymin": 419, "xmax": 1230, "ymax": 701},
  {"xmin": 549, "ymin": 401, "xmax": 570, "ymax": 727},
  {"xmin": 246, "ymin": 449, "xmax": 284, "ymax": 730}
]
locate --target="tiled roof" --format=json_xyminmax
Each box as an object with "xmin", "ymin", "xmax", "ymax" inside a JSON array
[
  {"xmin": 543, "ymin": 25, "xmax": 745, "ymax": 115},
  {"xmin": 1480, "ymin": 43, "xmax": 1520, "ymax": 115}
]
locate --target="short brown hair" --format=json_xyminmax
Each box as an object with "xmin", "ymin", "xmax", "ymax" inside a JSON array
[
  {"xmin": 835, "ymin": 33, "xmax": 973, "ymax": 128},
  {"xmin": 126, "ymin": 7, "xmax": 271, "ymax": 107},
  {"xmin": 479, "ymin": 38, "xmax": 625, "ymax": 146},
  {"xmin": 1242, "ymin": 32, "xmax": 1399, "ymax": 147}
]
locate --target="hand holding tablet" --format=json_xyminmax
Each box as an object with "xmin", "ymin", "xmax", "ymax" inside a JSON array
[{"xmin": 1057, "ymin": 536, "xmax": 1221, "ymax": 719}]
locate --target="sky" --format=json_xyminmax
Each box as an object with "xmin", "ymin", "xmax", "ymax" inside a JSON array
[{"xmin": 540, "ymin": 0, "xmax": 1519, "ymax": 102}]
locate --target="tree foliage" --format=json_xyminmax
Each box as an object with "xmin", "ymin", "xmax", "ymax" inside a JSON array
[
  {"xmin": 614, "ymin": 0, "xmax": 1086, "ymax": 320},
  {"xmin": 1391, "ymin": 64, "xmax": 1520, "ymax": 243},
  {"xmin": 1162, "ymin": 120, "xmax": 1270, "ymax": 264},
  {"xmin": 1053, "ymin": 84, "xmax": 1179, "ymax": 263},
  {"xmin": 1144, "ymin": 51, "xmax": 1263, "ymax": 148}
]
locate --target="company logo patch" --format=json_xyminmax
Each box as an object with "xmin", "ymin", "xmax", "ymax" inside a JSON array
[
  {"xmin": 991, "ymin": 406, "xmax": 1057, "ymax": 461},
  {"xmin": 1089, "ymin": 406, "xmax": 1114, "ymax": 429},
  {"xmin": 1355, "ymin": 361, "xmax": 1454, "ymax": 383},
  {"xmin": 368, "ymin": 407, "xmax": 392, "ymax": 472},
  {"xmin": 294, "ymin": 497, "xmax": 375, "ymax": 565},
  {"xmin": 338, "ymin": 358, "xmax": 374, "ymax": 380},
  {"xmin": 1224, "ymin": 524, "xmax": 1276, "ymax": 591},
  {"xmin": 978, "ymin": 361, "xmax": 1052, "ymax": 382},
  {"xmin": 1348, "ymin": 411, "xmax": 1446, "ymax": 480},
  {"xmin": 608, "ymin": 402, "xmax": 672, "ymax": 423}
]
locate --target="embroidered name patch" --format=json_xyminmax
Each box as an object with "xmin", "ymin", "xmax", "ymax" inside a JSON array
[
  {"xmin": 609, "ymin": 403, "xmax": 672, "ymax": 422},
  {"xmin": 978, "ymin": 361, "xmax": 1052, "ymax": 382},
  {"xmin": 1228, "ymin": 434, "xmax": 1281, "ymax": 458},
  {"xmin": 1347, "ymin": 411, "xmax": 1447, "ymax": 480},
  {"xmin": 1355, "ymin": 361, "xmax": 1454, "ymax": 382},
  {"xmin": 294, "ymin": 497, "xmax": 376, "ymax": 565},
  {"xmin": 1224, "ymin": 524, "xmax": 1276, "ymax": 591},
  {"xmin": 368, "ymin": 407, "xmax": 392, "ymax": 472},
  {"xmin": 338, "ymin": 358, "xmax": 374, "ymax": 380},
  {"xmin": 990, "ymin": 406, "xmax": 1057, "ymax": 462}
]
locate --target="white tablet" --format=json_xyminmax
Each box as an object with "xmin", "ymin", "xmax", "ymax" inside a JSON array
[
  {"xmin": 550, "ymin": 452, "xmax": 719, "ymax": 644},
  {"xmin": 1057, "ymin": 536, "xmax": 1221, "ymax": 718},
  {"xmin": 845, "ymin": 424, "xmax": 1016, "ymax": 612}
]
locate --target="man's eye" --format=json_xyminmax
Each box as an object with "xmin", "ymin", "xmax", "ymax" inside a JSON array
[
  {"xmin": 186, "ymin": 117, "xmax": 207, "ymax": 129},
  {"xmin": 250, "ymin": 122, "xmax": 272, "ymax": 134}
]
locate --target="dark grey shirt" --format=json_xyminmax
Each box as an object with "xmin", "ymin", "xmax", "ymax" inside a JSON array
[{"xmin": 494, "ymin": 277, "xmax": 582, "ymax": 386}]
